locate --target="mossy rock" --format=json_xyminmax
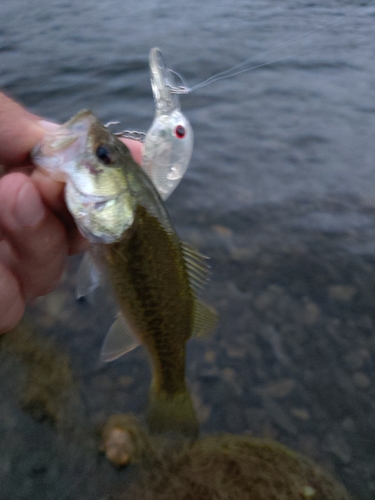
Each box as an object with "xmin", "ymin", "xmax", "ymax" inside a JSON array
[{"xmin": 119, "ymin": 433, "xmax": 350, "ymax": 500}]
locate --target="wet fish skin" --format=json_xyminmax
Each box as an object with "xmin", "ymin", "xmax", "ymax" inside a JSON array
[
  {"xmin": 99, "ymin": 203, "xmax": 198, "ymax": 437},
  {"xmin": 32, "ymin": 110, "xmax": 217, "ymax": 438}
]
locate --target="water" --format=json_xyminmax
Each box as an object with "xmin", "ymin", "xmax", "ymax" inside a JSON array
[{"xmin": 1, "ymin": 1, "xmax": 375, "ymax": 498}]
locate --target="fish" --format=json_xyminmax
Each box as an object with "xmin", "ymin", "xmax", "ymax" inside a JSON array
[{"xmin": 32, "ymin": 110, "xmax": 217, "ymax": 439}]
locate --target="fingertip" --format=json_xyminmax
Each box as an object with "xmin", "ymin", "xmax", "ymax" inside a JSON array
[
  {"xmin": 0, "ymin": 171, "xmax": 29, "ymax": 200},
  {"xmin": 15, "ymin": 179, "xmax": 46, "ymax": 228},
  {"xmin": 120, "ymin": 138, "xmax": 143, "ymax": 165},
  {"xmin": 31, "ymin": 168, "xmax": 66, "ymax": 214},
  {"xmin": 0, "ymin": 172, "xmax": 29, "ymax": 226},
  {"xmin": 0, "ymin": 173, "xmax": 45, "ymax": 230},
  {"xmin": 0, "ymin": 93, "xmax": 46, "ymax": 168}
]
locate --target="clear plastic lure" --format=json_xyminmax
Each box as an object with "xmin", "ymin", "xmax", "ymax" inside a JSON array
[{"xmin": 119, "ymin": 48, "xmax": 193, "ymax": 201}]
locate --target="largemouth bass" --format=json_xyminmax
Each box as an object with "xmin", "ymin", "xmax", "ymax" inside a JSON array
[{"xmin": 32, "ymin": 110, "xmax": 217, "ymax": 438}]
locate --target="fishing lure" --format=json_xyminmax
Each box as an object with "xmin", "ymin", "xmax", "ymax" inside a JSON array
[{"xmin": 117, "ymin": 47, "xmax": 193, "ymax": 201}]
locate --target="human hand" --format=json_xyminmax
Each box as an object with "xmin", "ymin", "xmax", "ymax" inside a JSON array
[{"xmin": 0, "ymin": 93, "xmax": 142, "ymax": 333}]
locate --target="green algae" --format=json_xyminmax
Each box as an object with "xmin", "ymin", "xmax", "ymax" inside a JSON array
[
  {"xmin": 103, "ymin": 415, "xmax": 351, "ymax": 500},
  {"xmin": 0, "ymin": 321, "xmax": 79, "ymax": 429}
]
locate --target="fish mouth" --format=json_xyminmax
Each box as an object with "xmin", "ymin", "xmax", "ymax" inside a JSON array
[
  {"xmin": 68, "ymin": 181, "xmax": 114, "ymax": 204},
  {"xmin": 67, "ymin": 179, "xmax": 127, "ymax": 210}
]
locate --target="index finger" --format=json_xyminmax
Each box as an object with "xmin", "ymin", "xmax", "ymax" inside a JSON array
[{"xmin": 0, "ymin": 93, "xmax": 47, "ymax": 169}]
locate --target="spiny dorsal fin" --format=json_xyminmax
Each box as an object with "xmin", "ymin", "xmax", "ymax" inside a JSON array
[
  {"xmin": 181, "ymin": 241, "xmax": 211, "ymax": 294},
  {"xmin": 192, "ymin": 299, "xmax": 218, "ymax": 338}
]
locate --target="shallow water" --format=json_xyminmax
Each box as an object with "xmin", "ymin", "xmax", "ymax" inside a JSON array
[{"xmin": 1, "ymin": 0, "xmax": 375, "ymax": 498}]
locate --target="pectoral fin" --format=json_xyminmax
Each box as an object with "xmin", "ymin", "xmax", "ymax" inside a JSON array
[
  {"xmin": 192, "ymin": 300, "xmax": 218, "ymax": 338},
  {"xmin": 100, "ymin": 314, "xmax": 140, "ymax": 362},
  {"xmin": 76, "ymin": 251, "xmax": 101, "ymax": 299}
]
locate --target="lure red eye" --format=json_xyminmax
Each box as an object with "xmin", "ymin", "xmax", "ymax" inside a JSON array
[{"xmin": 175, "ymin": 125, "xmax": 186, "ymax": 139}]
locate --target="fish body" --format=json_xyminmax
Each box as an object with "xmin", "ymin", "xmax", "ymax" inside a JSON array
[{"xmin": 32, "ymin": 110, "xmax": 217, "ymax": 438}]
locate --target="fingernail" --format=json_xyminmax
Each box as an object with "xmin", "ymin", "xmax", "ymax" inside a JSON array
[
  {"xmin": 14, "ymin": 182, "xmax": 45, "ymax": 227},
  {"xmin": 38, "ymin": 120, "xmax": 60, "ymax": 131}
]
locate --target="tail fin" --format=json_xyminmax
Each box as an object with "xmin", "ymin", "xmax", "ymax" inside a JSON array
[{"xmin": 147, "ymin": 385, "xmax": 199, "ymax": 439}]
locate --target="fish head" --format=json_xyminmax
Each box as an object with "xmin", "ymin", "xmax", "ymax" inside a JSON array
[{"xmin": 32, "ymin": 110, "xmax": 136, "ymax": 243}]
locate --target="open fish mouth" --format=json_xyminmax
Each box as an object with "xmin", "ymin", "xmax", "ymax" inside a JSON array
[
  {"xmin": 65, "ymin": 179, "xmax": 134, "ymax": 244},
  {"xmin": 65, "ymin": 179, "xmax": 129, "ymax": 216},
  {"xmin": 66, "ymin": 180, "xmax": 114, "ymax": 206}
]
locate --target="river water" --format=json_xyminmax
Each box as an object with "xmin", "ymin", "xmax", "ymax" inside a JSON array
[{"xmin": 1, "ymin": 1, "xmax": 375, "ymax": 499}]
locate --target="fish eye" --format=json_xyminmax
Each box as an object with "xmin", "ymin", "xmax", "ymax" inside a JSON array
[
  {"xmin": 175, "ymin": 125, "xmax": 186, "ymax": 139},
  {"xmin": 95, "ymin": 145, "xmax": 113, "ymax": 165}
]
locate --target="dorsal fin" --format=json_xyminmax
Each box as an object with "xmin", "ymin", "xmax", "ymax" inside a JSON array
[{"xmin": 181, "ymin": 241, "xmax": 211, "ymax": 294}]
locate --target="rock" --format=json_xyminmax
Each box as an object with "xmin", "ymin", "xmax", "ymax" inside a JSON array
[
  {"xmin": 101, "ymin": 414, "xmax": 151, "ymax": 467},
  {"xmin": 262, "ymin": 395, "xmax": 298, "ymax": 435},
  {"xmin": 212, "ymin": 224, "xmax": 233, "ymax": 238},
  {"xmin": 343, "ymin": 348, "xmax": 370, "ymax": 371},
  {"xmin": 191, "ymin": 392, "xmax": 211, "ymax": 424},
  {"xmin": 324, "ymin": 432, "xmax": 352, "ymax": 464},
  {"xmin": 291, "ymin": 408, "xmax": 310, "ymax": 421},
  {"xmin": 120, "ymin": 433, "xmax": 351, "ymax": 500},
  {"xmin": 259, "ymin": 379, "xmax": 296, "ymax": 398},
  {"xmin": 341, "ymin": 417, "xmax": 356, "ymax": 433},
  {"xmin": 302, "ymin": 300, "xmax": 321, "ymax": 326},
  {"xmin": 226, "ymin": 346, "xmax": 247, "ymax": 359},
  {"xmin": 353, "ymin": 371, "xmax": 371, "ymax": 388},
  {"xmin": 221, "ymin": 367, "xmax": 237, "ymax": 382},
  {"xmin": 328, "ymin": 285, "xmax": 356, "ymax": 303},
  {"xmin": 118, "ymin": 376, "xmax": 135, "ymax": 388},
  {"xmin": 301, "ymin": 485, "xmax": 317, "ymax": 498},
  {"xmin": 254, "ymin": 291, "xmax": 274, "ymax": 311},
  {"xmin": 204, "ymin": 350, "xmax": 216, "ymax": 364}
]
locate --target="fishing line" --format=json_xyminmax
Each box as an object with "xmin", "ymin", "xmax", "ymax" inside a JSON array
[{"xmin": 169, "ymin": 0, "xmax": 375, "ymax": 94}]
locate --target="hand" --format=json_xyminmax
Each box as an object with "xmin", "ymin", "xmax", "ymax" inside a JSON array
[{"xmin": 0, "ymin": 93, "xmax": 142, "ymax": 333}]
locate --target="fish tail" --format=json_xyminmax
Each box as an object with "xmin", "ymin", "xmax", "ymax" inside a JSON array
[{"xmin": 147, "ymin": 383, "xmax": 199, "ymax": 440}]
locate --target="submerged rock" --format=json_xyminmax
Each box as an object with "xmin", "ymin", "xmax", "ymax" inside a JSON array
[
  {"xmin": 100, "ymin": 414, "xmax": 152, "ymax": 466},
  {"xmin": 105, "ymin": 416, "xmax": 350, "ymax": 500}
]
